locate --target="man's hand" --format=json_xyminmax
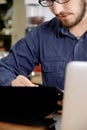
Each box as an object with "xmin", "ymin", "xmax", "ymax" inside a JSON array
[
  {"xmin": 57, "ymin": 100, "xmax": 63, "ymax": 115},
  {"xmin": 11, "ymin": 75, "xmax": 38, "ymax": 87}
]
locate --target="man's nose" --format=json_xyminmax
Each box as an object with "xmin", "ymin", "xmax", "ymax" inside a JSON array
[{"xmin": 53, "ymin": 1, "xmax": 64, "ymax": 14}]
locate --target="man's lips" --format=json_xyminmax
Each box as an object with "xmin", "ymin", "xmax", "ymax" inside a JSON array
[
  {"xmin": 56, "ymin": 12, "xmax": 72, "ymax": 17},
  {"xmin": 58, "ymin": 14, "xmax": 72, "ymax": 19},
  {"xmin": 59, "ymin": 15, "xmax": 67, "ymax": 18},
  {"xmin": 60, "ymin": 16, "xmax": 68, "ymax": 20}
]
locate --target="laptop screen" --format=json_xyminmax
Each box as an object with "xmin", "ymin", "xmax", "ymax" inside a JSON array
[{"xmin": 61, "ymin": 61, "xmax": 87, "ymax": 130}]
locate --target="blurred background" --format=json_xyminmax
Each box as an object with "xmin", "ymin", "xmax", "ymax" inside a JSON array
[{"xmin": 0, "ymin": 0, "xmax": 54, "ymax": 54}]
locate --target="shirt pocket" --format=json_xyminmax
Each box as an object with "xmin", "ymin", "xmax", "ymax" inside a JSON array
[{"xmin": 42, "ymin": 60, "xmax": 65, "ymax": 74}]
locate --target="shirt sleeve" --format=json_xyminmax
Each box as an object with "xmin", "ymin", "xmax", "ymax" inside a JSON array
[{"xmin": 0, "ymin": 29, "xmax": 39, "ymax": 86}]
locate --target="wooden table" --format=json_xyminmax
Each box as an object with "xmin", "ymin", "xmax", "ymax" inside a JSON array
[
  {"xmin": 0, "ymin": 121, "xmax": 55, "ymax": 130},
  {"xmin": 30, "ymin": 72, "xmax": 42, "ymax": 85}
]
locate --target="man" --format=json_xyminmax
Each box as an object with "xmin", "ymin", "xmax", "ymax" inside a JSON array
[{"xmin": 0, "ymin": 0, "xmax": 87, "ymax": 89}]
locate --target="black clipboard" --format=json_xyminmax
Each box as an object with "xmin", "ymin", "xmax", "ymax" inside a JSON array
[{"xmin": 0, "ymin": 86, "xmax": 63, "ymax": 127}]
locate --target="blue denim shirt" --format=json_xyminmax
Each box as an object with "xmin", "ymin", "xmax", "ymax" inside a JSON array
[{"xmin": 0, "ymin": 17, "xmax": 87, "ymax": 90}]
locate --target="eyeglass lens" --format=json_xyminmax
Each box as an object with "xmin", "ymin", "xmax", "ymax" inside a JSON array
[{"xmin": 39, "ymin": 0, "xmax": 70, "ymax": 7}]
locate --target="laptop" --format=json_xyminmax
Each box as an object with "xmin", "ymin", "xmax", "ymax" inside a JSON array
[
  {"xmin": 61, "ymin": 61, "xmax": 87, "ymax": 130},
  {"xmin": 0, "ymin": 86, "xmax": 63, "ymax": 127}
]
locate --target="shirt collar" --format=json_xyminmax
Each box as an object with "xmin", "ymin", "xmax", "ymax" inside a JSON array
[
  {"xmin": 56, "ymin": 20, "xmax": 75, "ymax": 39},
  {"xmin": 56, "ymin": 21, "xmax": 87, "ymax": 39},
  {"xmin": 84, "ymin": 31, "xmax": 87, "ymax": 38}
]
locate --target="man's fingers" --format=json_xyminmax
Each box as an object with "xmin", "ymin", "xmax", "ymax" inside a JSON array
[{"xmin": 12, "ymin": 75, "xmax": 39, "ymax": 87}]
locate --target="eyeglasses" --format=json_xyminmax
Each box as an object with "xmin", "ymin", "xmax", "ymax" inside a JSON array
[{"xmin": 39, "ymin": 0, "xmax": 70, "ymax": 7}]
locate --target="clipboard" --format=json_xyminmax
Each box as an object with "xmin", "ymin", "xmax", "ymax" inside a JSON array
[{"xmin": 0, "ymin": 86, "xmax": 63, "ymax": 127}]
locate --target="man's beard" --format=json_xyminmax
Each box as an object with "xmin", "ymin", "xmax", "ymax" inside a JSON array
[{"xmin": 58, "ymin": 0, "xmax": 86, "ymax": 28}]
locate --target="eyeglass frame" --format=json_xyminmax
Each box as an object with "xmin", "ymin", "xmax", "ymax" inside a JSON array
[{"xmin": 39, "ymin": 0, "xmax": 70, "ymax": 7}]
